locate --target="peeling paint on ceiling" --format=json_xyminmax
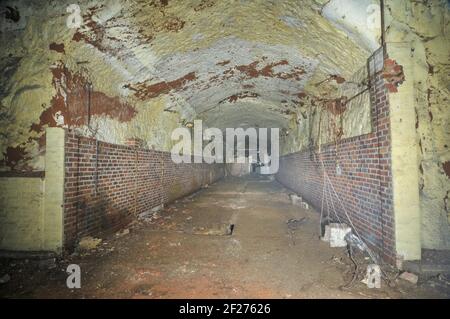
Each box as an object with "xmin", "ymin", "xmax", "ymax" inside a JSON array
[{"xmin": 0, "ymin": 0, "xmax": 380, "ymax": 169}]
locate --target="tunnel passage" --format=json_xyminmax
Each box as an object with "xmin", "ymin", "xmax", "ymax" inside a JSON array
[{"xmin": 0, "ymin": 0, "xmax": 449, "ymax": 279}]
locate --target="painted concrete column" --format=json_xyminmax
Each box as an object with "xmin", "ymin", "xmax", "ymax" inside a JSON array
[
  {"xmin": 42, "ymin": 127, "xmax": 65, "ymax": 252},
  {"xmin": 386, "ymin": 43, "xmax": 421, "ymax": 261}
]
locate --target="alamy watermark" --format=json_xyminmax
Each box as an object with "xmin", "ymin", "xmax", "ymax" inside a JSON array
[
  {"xmin": 66, "ymin": 264, "xmax": 81, "ymax": 289},
  {"xmin": 170, "ymin": 120, "xmax": 279, "ymax": 174}
]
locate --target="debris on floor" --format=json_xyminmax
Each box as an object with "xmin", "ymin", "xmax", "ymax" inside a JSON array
[
  {"xmin": 77, "ymin": 236, "xmax": 102, "ymax": 251},
  {"xmin": 169, "ymin": 242, "xmax": 182, "ymax": 247},
  {"xmin": 228, "ymin": 203, "xmax": 246, "ymax": 210},
  {"xmin": 289, "ymin": 194, "xmax": 309, "ymax": 210},
  {"xmin": 151, "ymin": 204, "xmax": 164, "ymax": 212},
  {"xmin": 138, "ymin": 210, "xmax": 161, "ymax": 223},
  {"xmin": 398, "ymin": 271, "xmax": 419, "ymax": 285},
  {"xmin": 116, "ymin": 228, "xmax": 130, "ymax": 237},
  {"xmin": 289, "ymin": 194, "xmax": 302, "ymax": 206},
  {"xmin": 0, "ymin": 176, "xmax": 448, "ymax": 299},
  {"xmin": 329, "ymin": 255, "xmax": 345, "ymax": 265},
  {"xmin": 286, "ymin": 217, "xmax": 307, "ymax": 230},
  {"xmin": 192, "ymin": 223, "xmax": 234, "ymax": 236}
]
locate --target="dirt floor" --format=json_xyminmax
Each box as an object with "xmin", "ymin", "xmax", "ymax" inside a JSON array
[{"xmin": 1, "ymin": 176, "xmax": 449, "ymax": 299}]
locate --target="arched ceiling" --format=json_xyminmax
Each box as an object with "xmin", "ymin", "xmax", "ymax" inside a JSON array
[{"xmin": 4, "ymin": 0, "xmax": 381, "ymax": 130}]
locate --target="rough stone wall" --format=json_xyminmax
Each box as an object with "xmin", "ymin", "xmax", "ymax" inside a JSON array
[
  {"xmin": 64, "ymin": 130, "xmax": 224, "ymax": 249},
  {"xmin": 385, "ymin": 0, "xmax": 450, "ymax": 250},
  {"xmin": 276, "ymin": 72, "xmax": 395, "ymax": 263}
]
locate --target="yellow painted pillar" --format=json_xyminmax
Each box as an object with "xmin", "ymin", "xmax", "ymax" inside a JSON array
[
  {"xmin": 386, "ymin": 43, "xmax": 421, "ymax": 261},
  {"xmin": 42, "ymin": 127, "xmax": 65, "ymax": 252}
]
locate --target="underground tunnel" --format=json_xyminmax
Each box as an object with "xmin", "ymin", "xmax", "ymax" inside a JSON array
[{"xmin": 0, "ymin": 0, "xmax": 449, "ymax": 300}]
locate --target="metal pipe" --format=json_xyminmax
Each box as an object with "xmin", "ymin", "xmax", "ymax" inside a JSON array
[{"xmin": 380, "ymin": 0, "xmax": 386, "ymax": 58}]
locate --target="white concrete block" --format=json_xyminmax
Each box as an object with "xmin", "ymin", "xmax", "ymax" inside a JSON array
[
  {"xmin": 328, "ymin": 223, "xmax": 352, "ymax": 247},
  {"xmin": 289, "ymin": 194, "xmax": 302, "ymax": 206},
  {"xmin": 321, "ymin": 224, "xmax": 331, "ymax": 242},
  {"xmin": 399, "ymin": 271, "xmax": 418, "ymax": 285}
]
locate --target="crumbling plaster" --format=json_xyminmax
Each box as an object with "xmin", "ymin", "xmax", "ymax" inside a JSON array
[
  {"xmin": 385, "ymin": 0, "xmax": 450, "ymax": 250},
  {"xmin": 1, "ymin": 0, "xmax": 448, "ymax": 253},
  {"xmin": 0, "ymin": 0, "xmax": 378, "ymax": 171},
  {"xmin": 282, "ymin": 0, "xmax": 450, "ymax": 253},
  {"xmin": 283, "ymin": 0, "xmax": 450, "ymax": 255}
]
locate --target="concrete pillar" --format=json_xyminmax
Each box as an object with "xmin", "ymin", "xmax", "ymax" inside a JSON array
[
  {"xmin": 386, "ymin": 43, "xmax": 421, "ymax": 261},
  {"xmin": 42, "ymin": 127, "xmax": 65, "ymax": 252}
]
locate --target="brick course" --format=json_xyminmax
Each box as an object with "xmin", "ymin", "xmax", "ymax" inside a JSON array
[
  {"xmin": 64, "ymin": 133, "xmax": 224, "ymax": 249},
  {"xmin": 276, "ymin": 73, "xmax": 395, "ymax": 263}
]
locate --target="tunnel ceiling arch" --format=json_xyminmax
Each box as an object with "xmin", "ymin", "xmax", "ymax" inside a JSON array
[
  {"xmin": 0, "ymin": 0, "xmax": 381, "ymax": 138},
  {"xmin": 122, "ymin": 0, "xmax": 379, "ymax": 129},
  {"xmin": 44, "ymin": 0, "xmax": 380, "ymax": 130}
]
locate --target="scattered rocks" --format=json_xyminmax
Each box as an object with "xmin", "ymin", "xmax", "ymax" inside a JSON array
[
  {"xmin": 289, "ymin": 194, "xmax": 302, "ymax": 205},
  {"xmin": 151, "ymin": 204, "xmax": 164, "ymax": 212},
  {"xmin": 289, "ymin": 194, "xmax": 309, "ymax": 209},
  {"xmin": 138, "ymin": 210, "xmax": 162, "ymax": 223},
  {"xmin": 116, "ymin": 228, "xmax": 130, "ymax": 237},
  {"xmin": 169, "ymin": 242, "xmax": 181, "ymax": 247},
  {"xmin": 398, "ymin": 271, "xmax": 419, "ymax": 285},
  {"xmin": 77, "ymin": 236, "xmax": 102, "ymax": 251}
]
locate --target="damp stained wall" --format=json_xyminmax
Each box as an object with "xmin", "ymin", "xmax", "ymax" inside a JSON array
[
  {"xmin": 385, "ymin": 0, "xmax": 450, "ymax": 250},
  {"xmin": 281, "ymin": 0, "xmax": 450, "ymax": 252},
  {"xmin": 0, "ymin": 177, "xmax": 44, "ymax": 250},
  {"xmin": 0, "ymin": 0, "xmax": 376, "ymax": 172},
  {"xmin": 281, "ymin": 64, "xmax": 373, "ymax": 155},
  {"xmin": 1, "ymin": 0, "xmax": 447, "ymax": 253},
  {"xmin": 0, "ymin": 128, "xmax": 65, "ymax": 252}
]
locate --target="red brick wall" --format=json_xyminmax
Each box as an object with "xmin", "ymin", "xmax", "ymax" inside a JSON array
[
  {"xmin": 64, "ymin": 133, "xmax": 224, "ymax": 249},
  {"xmin": 276, "ymin": 73, "xmax": 395, "ymax": 263}
]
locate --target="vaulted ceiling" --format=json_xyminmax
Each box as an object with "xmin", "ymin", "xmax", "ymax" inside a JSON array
[
  {"xmin": 65, "ymin": 0, "xmax": 380, "ymax": 129},
  {"xmin": 1, "ymin": 0, "xmax": 380, "ymax": 134}
]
